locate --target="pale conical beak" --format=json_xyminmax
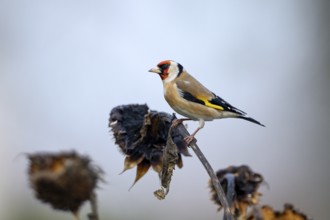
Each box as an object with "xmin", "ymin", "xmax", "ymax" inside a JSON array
[{"xmin": 148, "ymin": 67, "xmax": 161, "ymax": 74}]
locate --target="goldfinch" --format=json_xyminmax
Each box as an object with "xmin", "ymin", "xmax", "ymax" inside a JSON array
[{"xmin": 149, "ymin": 60, "xmax": 264, "ymax": 144}]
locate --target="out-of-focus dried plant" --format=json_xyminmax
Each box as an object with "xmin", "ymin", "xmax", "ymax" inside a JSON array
[
  {"xmin": 210, "ymin": 165, "xmax": 311, "ymax": 220},
  {"xmin": 27, "ymin": 151, "xmax": 102, "ymax": 220},
  {"xmin": 247, "ymin": 203, "xmax": 310, "ymax": 220},
  {"xmin": 109, "ymin": 104, "xmax": 190, "ymax": 188},
  {"xmin": 210, "ymin": 165, "xmax": 263, "ymax": 218}
]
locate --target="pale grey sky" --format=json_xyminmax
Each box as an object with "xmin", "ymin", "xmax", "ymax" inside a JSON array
[{"xmin": 0, "ymin": 0, "xmax": 329, "ymax": 219}]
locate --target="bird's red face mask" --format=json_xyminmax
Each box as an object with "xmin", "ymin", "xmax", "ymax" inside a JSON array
[{"xmin": 149, "ymin": 61, "xmax": 171, "ymax": 80}]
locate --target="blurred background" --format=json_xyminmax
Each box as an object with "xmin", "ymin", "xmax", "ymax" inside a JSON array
[{"xmin": 0, "ymin": 0, "xmax": 329, "ymax": 219}]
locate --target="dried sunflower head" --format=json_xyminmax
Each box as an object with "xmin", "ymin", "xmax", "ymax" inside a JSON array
[
  {"xmin": 27, "ymin": 151, "xmax": 102, "ymax": 219},
  {"xmin": 210, "ymin": 165, "xmax": 263, "ymax": 217},
  {"xmin": 109, "ymin": 104, "xmax": 190, "ymax": 187},
  {"xmin": 247, "ymin": 203, "xmax": 310, "ymax": 220}
]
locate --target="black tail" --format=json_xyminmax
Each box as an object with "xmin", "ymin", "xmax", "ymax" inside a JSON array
[{"xmin": 238, "ymin": 116, "xmax": 265, "ymax": 127}]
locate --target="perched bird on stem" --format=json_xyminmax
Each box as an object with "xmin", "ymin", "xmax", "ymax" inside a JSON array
[{"xmin": 149, "ymin": 60, "xmax": 264, "ymax": 144}]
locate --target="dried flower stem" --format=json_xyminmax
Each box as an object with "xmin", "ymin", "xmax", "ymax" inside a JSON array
[
  {"xmin": 190, "ymin": 143, "xmax": 233, "ymax": 220},
  {"xmin": 174, "ymin": 122, "xmax": 234, "ymax": 220},
  {"xmin": 88, "ymin": 192, "xmax": 99, "ymax": 220}
]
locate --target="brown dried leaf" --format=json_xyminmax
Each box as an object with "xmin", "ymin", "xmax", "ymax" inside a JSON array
[{"xmin": 153, "ymin": 127, "xmax": 179, "ymax": 199}]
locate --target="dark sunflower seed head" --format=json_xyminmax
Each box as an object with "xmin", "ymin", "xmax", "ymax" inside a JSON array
[{"xmin": 27, "ymin": 151, "xmax": 102, "ymax": 216}]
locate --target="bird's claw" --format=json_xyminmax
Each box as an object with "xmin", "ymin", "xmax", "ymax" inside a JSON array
[
  {"xmin": 171, "ymin": 119, "xmax": 183, "ymax": 128},
  {"xmin": 171, "ymin": 118, "xmax": 196, "ymax": 145},
  {"xmin": 184, "ymin": 135, "xmax": 197, "ymax": 145}
]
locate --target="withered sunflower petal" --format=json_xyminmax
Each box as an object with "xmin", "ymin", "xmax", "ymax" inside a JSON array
[
  {"xmin": 121, "ymin": 155, "xmax": 145, "ymax": 174},
  {"xmin": 177, "ymin": 154, "xmax": 183, "ymax": 169},
  {"xmin": 129, "ymin": 159, "xmax": 151, "ymax": 190},
  {"xmin": 150, "ymin": 154, "xmax": 163, "ymax": 173}
]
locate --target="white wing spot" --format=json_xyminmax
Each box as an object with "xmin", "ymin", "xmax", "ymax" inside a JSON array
[{"xmin": 177, "ymin": 87, "xmax": 184, "ymax": 97}]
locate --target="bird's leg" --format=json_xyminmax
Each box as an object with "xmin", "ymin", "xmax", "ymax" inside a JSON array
[
  {"xmin": 184, "ymin": 119, "xmax": 205, "ymax": 144},
  {"xmin": 171, "ymin": 118, "xmax": 191, "ymax": 128}
]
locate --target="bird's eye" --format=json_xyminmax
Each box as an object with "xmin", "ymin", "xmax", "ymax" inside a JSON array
[{"xmin": 158, "ymin": 63, "xmax": 170, "ymax": 70}]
